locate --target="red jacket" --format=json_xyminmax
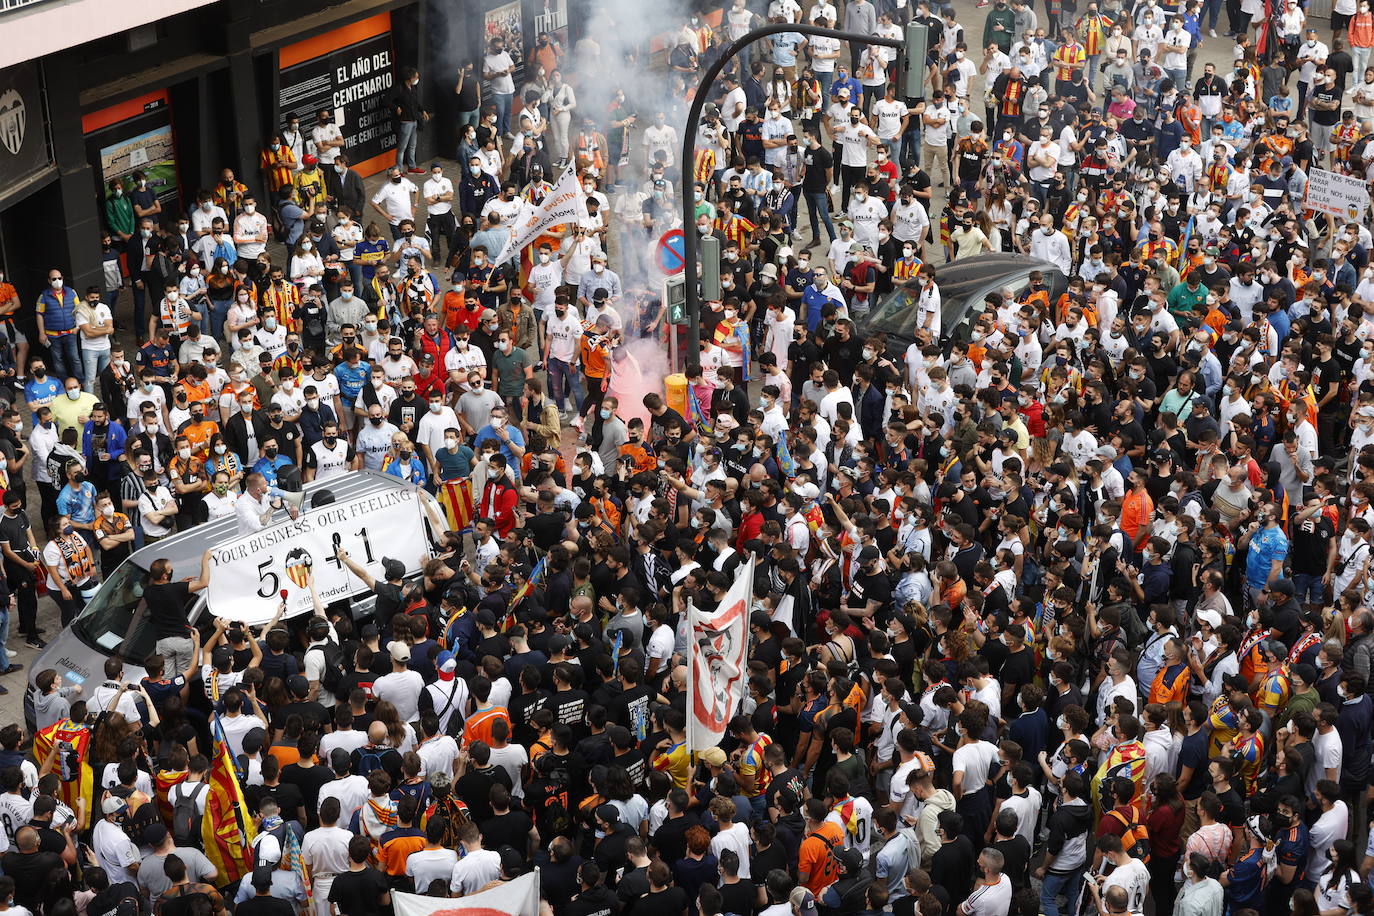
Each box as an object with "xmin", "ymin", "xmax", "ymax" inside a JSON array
[
  {"xmin": 417, "ymin": 328, "xmax": 456, "ymax": 368},
  {"xmin": 479, "ymin": 480, "xmax": 519, "ymax": 536}
]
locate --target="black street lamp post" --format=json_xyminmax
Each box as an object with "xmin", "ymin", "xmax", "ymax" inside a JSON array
[{"xmin": 678, "ymin": 23, "xmax": 909, "ymax": 356}]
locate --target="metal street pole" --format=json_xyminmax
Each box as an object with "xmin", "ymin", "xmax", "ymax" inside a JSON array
[{"xmin": 679, "ymin": 23, "xmax": 907, "ymax": 360}]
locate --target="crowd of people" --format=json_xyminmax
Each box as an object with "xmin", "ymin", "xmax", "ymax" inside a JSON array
[{"xmin": 0, "ymin": 1, "xmax": 1372, "ymax": 916}]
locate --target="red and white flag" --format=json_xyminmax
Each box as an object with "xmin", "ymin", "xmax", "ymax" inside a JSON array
[
  {"xmin": 687, "ymin": 557, "xmax": 755, "ymax": 751},
  {"xmin": 393, "ymin": 871, "xmax": 539, "ymax": 916}
]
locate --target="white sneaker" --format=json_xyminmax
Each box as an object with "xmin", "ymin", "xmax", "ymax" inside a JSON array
[{"xmin": 1209, "ymin": 27, "xmax": 1217, "ymax": 37}]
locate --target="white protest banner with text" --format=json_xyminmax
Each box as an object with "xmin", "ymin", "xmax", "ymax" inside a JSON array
[
  {"xmin": 205, "ymin": 487, "xmax": 428, "ymax": 625},
  {"xmin": 392, "ymin": 870, "xmax": 540, "ymax": 916},
  {"xmin": 1305, "ymin": 167, "xmax": 1371, "ymax": 220},
  {"xmin": 493, "ymin": 162, "xmax": 588, "ymax": 265}
]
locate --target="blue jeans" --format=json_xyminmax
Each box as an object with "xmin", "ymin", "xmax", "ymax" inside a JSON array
[
  {"xmin": 1166, "ymin": 68, "xmax": 1187, "ymax": 89},
  {"xmin": 803, "ymin": 190, "xmax": 836, "ymax": 241},
  {"xmin": 47, "ymin": 332, "xmax": 81, "ymax": 383},
  {"xmin": 0, "ymin": 606, "xmax": 11, "ymax": 671},
  {"xmin": 209, "ymin": 297, "xmax": 232, "ymax": 340},
  {"xmin": 81, "ymin": 349, "xmax": 110, "ymax": 393},
  {"xmin": 493, "ymin": 93, "xmax": 514, "ymax": 135},
  {"xmin": 396, "ymin": 120, "xmax": 419, "ymax": 169},
  {"xmin": 1293, "ymin": 572, "xmax": 1326, "ymax": 605},
  {"xmin": 458, "ymin": 109, "xmax": 480, "ymax": 130},
  {"xmin": 546, "ymin": 357, "xmax": 583, "ymax": 411},
  {"xmin": 817, "ymin": 70, "xmax": 834, "ymax": 99},
  {"xmin": 1040, "ymin": 867, "xmax": 1085, "ymax": 916}
]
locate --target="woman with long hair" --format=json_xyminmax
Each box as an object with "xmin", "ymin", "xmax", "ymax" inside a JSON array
[
  {"xmin": 1317, "ymin": 839, "xmax": 1360, "ymax": 915},
  {"xmin": 374, "ymin": 700, "xmax": 416, "ymax": 753},
  {"xmin": 1145, "ymin": 773, "xmax": 1186, "ymax": 914}
]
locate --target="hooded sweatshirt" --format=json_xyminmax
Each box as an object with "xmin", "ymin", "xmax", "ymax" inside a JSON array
[
  {"xmin": 1045, "ymin": 797, "xmax": 1093, "ymax": 873},
  {"xmin": 916, "ymin": 788, "xmax": 956, "ymax": 863}
]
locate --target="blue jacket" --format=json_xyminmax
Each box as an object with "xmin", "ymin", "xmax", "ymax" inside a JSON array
[
  {"xmin": 37, "ymin": 286, "xmax": 79, "ymax": 334},
  {"xmin": 82, "ymin": 419, "xmax": 128, "ymax": 467}
]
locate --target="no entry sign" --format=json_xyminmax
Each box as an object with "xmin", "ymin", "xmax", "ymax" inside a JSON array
[{"xmin": 657, "ymin": 229, "xmax": 686, "ymax": 275}]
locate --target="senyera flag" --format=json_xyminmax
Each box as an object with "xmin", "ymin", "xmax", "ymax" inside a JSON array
[
  {"xmin": 31, "ymin": 718, "xmax": 93, "ymax": 830},
  {"xmin": 203, "ymin": 714, "xmax": 256, "ymax": 883},
  {"xmin": 687, "ymin": 557, "xmax": 755, "ymax": 752},
  {"xmin": 436, "ymin": 479, "xmax": 475, "ymax": 532},
  {"xmin": 393, "ymin": 869, "xmax": 539, "ymax": 916}
]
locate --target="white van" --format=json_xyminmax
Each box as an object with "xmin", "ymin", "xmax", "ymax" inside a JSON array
[{"xmin": 24, "ymin": 470, "xmax": 446, "ymax": 727}]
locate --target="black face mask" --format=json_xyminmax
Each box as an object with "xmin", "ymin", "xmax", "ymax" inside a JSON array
[{"xmin": 369, "ymin": 417, "xmax": 384, "ymax": 426}]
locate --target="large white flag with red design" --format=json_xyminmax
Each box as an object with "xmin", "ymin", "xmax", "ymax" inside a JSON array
[{"xmin": 687, "ymin": 558, "xmax": 755, "ymax": 752}]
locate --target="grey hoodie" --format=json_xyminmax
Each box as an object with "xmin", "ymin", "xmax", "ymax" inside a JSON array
[
  {"xmin": 34, "ymin": 686, "xmax": 80, "ymax": 733},
  {"xmin": 916, "ymin": 788, "xmax": 956, "ymax": 864}
]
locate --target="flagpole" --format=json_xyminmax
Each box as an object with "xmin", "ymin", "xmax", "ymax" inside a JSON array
[{"xmin": 684, "ymin": 597, "xmax": 697, "ymax": 755}]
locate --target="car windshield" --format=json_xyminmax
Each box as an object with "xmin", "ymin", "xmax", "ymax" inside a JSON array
[
  {"xmin": 71, "ymin": 561, "xmax": 156, "ymax": 658},
  {"xmin": 862, "ymin": 283, "xmax": 923, "ymax": 338}
]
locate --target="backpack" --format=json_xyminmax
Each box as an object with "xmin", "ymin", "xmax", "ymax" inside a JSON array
[
  {"xmin": 171, "ymin": 781, "xmax": 208, "ymax": 849},
  {"xmin": 1109, "ymin": 807, "xmax": 1151, "ymax": 864},
  {"xmin": 355, "ymin": 745, "xmax": 388, "ymax": 778},
  {"xmin": 317, "ymin": 641, "xmax": 347, "ymax": 696},
  {"xmin": 159, "ymin": 889, "xmax": 214, "ymax": 916}
]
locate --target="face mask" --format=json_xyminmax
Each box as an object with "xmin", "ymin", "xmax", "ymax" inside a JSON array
[
  {"xmin": 445, "ymin": 437, "xmax": 459, "ymax": 449},
  {"xmin": 599, "ymin": 408, "xmax": 612, "ymax": 420},
  {"xmin": 65, "ymin": 389, "xmax": 80, "ymax": 401}
]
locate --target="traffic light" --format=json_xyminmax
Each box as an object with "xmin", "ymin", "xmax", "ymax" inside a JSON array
[
  {"xmin": 700, "ymin": 236, "xmax": 722, "ymax": 301},
  {"xmin": 900, "ymin": 22, "xmax": 929, "ymax": 99}
]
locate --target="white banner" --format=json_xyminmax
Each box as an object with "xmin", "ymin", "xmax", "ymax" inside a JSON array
[
  {"xmin": 687, "ymin": 558, "xmax": 755, "ymax": 752},
  {"xmin": 393, "ymin": 870, "xmax": 540, "ymax": 916},
  {"xmin": 493, "ymin": 162, "xmax": 588, "ymax": 265},
  {"xmin": 1305, "ymin": 167, "xmax": 1371, "ymax": 219},
  {"xmin": 205, "ymin": 487, "xmax": 429, "ymax": 625}
]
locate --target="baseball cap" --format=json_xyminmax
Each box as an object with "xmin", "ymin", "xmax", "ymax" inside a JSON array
[
  {"xmin": 838, "ymin": 848, "xmax": 864, "ymax": 873},
  {"xmin": 499, "ymin": 846, "xmax": 524, "ymax": 874},
  {"xmin": 102, "ymin": 797, "xmax": 127, "ymax": 815},
  {"xmin": 791, "ymin": 481, "xmax": 820, "ymax": 500},
  {"xmin": 700, "ymin": 747, "xmax": 727, "ymax": 767},
  {"xmin": 389, "ymin": 641, "xmax": 412, "ymax": 663},
  {"xmin": 256, "ymin": 834, "xmax": 282, "ymax": 865},
  {"xmin": 475, "ymin": 608, "xmax": 497, "ymax": 630},
  {"xmin": 436, "ymin": 650, "xmax": 457, "ymax": 681},
  {"xmin": 1196, "ymin": 609, "xmax": 1223, "ymax": 629},
  {"xmin": 790, "ymin": 889, "xmax": 819, "ymax": 916},
  {"xmin": 480, "ymin": 308, "xmax": 498, "ymax": 321},
  {"xmin": 1152, "ymin": 449, "xmax": 1174, "ymax": 463},
  {"xmin": 143, "ymin": 823, "xmax": 169, "ymax": 846},
  {"xmin": 287, "ymin": 675, "xmax": 309, "ymax": 697},
  {"xmin": 1269, "ymin": 578, "xmax": 1295, "ymax": 597},
  {"xmin": 595, "ymin": 804, "xmax": 621, "ymax": 824},
  {"xmin": 381, "ymin": 557, "xmax": 406, "ymax": 580},
  {"xmin": 858, "ymin": 545, "xmax": 880, "ymax": 562},
  {"xmin": 302, "ymin": 154, "xmax": 318, "ymax": 166},
  {"xmin": 252, "ymin": 866, "xmax": 276, "ymax": 891}
]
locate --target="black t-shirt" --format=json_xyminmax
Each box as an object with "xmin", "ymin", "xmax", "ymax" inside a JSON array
[
  {"xmin": 246, "ymin": 780, "xmax": 306, "ymax": 819},
  {"xmin": 994, "ymin": 835, "xmax": 1032, "ymax": 889},
  {"xmin": 801, "ymin": 146, "xmax": 834, "ymax": 193},
  {"xmin": 1, "ymin": 849, "xmax": 64, "ymax": 909},
  {"xmin": 481, "ymin": 810, "xmax": 535, "ymax": 857},
  {"xmin": 282, "ymin": 762, "xmax": 335, "ymax": 829},
  {"xmin": 328, "ymin": 867, "xmax": 390, "ymax": 916},
  {"xmin": 1270, "ymin": 601, "xmax": 1302, "ymax": 649},
  {"xmin": 629, "ymin": 887, "xmax": 687, "ymax": 916},
  {"xmin": 929, "ymin": 836, "xmax": 976, "ymax": 905},
  {"xmin": 528, "ymin": 511, "xmax": 569, "ymax": 552},
  {"xmin": 1291, "ymin": 514, "xmax": 1335, "ymax": 576},
  {"xmin": 145, "ymin": 581, "xmax": 193, "ymax": 639},
  {"xmin": 454, "ymin": 771, "xmax": 500, "ymax": 823},
  {"xmin": 509, "ymin": 688, "xmax": 551, "ymax": 746},
  {"xmin": 651, "ymin": 812, "xmax": 699, "ymax": 863},
  {"xmin": 1311, "ymin": 86, "xmax": 1342, "ymax": 126},
  {"xmin": 720, "ymin": 879, "xmax": 757, "ymax": 916},
  {"xmin": 238, "ymin": 896, "xmax": 298, "ymax": 916},
  {"xmin": 1000, "ymin": 646, "xmax": 1036, "ymax": 699}
]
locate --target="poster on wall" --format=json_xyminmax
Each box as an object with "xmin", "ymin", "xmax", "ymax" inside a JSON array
[
  {"xmin": 484, "ymin": 0, "xmax": 525, "ymax": 93},
  {"xmin": 279, "ymin": 13, "xmax": 397, "ymax": 179},
  {"xmin": 532, "ymin": 0, "xmax": 569, "ymax": 49},
  {"xmin": 82, "ymin": 91, "xmax": 180, "ymax": 210},
  {"xmin": 0, "ymin": 61, "xmax": 52, "ymax": 197}
]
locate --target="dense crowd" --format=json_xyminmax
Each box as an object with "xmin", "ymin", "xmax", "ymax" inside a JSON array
[{"xmin": 0, "ymin": 1, "xmax": 1372, "ymax": 916}]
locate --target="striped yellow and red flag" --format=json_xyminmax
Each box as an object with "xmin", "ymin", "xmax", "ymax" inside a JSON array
[
  {"xmin": 153, "ymin": 767, "xmax": 188, "ymax": 824},
  {"xmin": 203, "ymin": 715, "xmax": 256, "ymax": 883},
  {"xmin": 31, "ymin": 718, "xmax": 93, "ymax": 831},
  {"xmin": 436, "ymin": 479, "xmax": 475, "ymax": 531}
]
